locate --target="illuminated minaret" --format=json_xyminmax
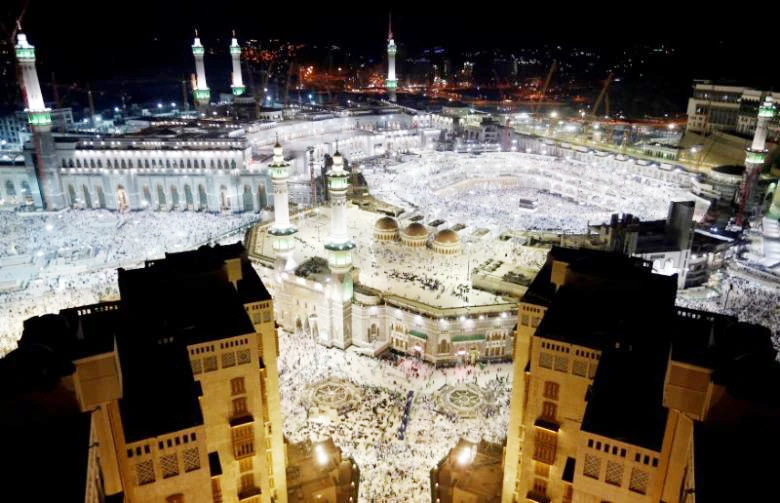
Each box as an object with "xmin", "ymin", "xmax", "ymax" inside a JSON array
[
  {"xmin": 191, "ymin": 31, "xmax": 210, "ymax": 106},
  {"xmin": 323, "ymin": 150, "xmax": 355, "ymax": 348},
  {"xmin": 229, "ymin": 31, "xmax": 246, "ymax": 96},
  {"xmin": 386, "ymin": 14, "xmax": 398, "ymax": 103},
  {"xmin": 16, "ymin": 28, "xmax": 63, "ymax": 209},
  {"xmin": 268, "ymin": 141, "xmax": 296, "ymax": 263},
  {"xmin": 737, "ymin": 95, "xmax": 775, "ymax": 224}
]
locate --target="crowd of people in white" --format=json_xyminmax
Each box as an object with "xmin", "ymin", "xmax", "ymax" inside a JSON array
[
  {"xmin": 278, "ymin": 328, "xmax": 511, "ymax": 503},
  {"xmin": 364, "ymin": 151, "xmax": 703, "ymax": 234},
  {"xmin": 0, "ymin": 210, "xmax": 262, "ymax": 355},
  {"xmin": 676, "ymin": 270, "xmax": 780, "ymax": 346}
]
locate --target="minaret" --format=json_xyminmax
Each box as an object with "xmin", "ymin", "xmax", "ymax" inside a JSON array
[
  {"xmin": 386, "ymin": 14, "xmax": 398, "ymax": 103},
  {"xmin": 737, "ymin": 95, "xmax": 775, "ymax": 224},
  {"xmin": 323, "ymin": 150, "xmax": 355, "ymax": 348},
  {"xmin": 191, "ymin": 31, "xmax": 210, "ymax": 107},
  {"xmin": 268, "ymin": 141, "xmax": 296, "ymax": 263},
  {"xmin": 16, "ymin": 28, "xmax": 63, "ymax": 209},
  {"xmin": 229, "ymin": 31, "xmax": 246, "ymax": 96}
]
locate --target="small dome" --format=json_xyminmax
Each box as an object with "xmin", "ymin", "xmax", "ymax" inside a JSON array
[
  {"xmin": 434, "ymin": 229, "xmax": 459, "ymax": 243},
  {"xmin": 403, "ymin": 222, "xmax": 429, "ymax": 237},
  {"xmin": 375, "ymin": 216, "xmax": 399, "ymax": 231}
]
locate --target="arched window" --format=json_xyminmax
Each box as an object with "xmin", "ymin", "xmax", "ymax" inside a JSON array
[
  {"xmin": 107, "ymin": 159, "xmax": 112, "ymax": 168},
  {"xmin": 61, "ymin": 159, "xmax": 67, "ymax": 168},
  {"xmin": 76, "ymin": 159, "xmax": 81, "ymax": 168},
  {"xmin": 68, "ymin": 159, "xmax": 74, "ymax": 168},
  {"xmin": 187, "ymin": 159, "xmax": 192, "ymax": 169},
  {"xmin": 90, "ymin": 159, "xmax": 95, "ymax": 168},
  {"xmin": 231, "ymin": 159, "xmax": 237, "ymax": 169},
  {"xmin": 5, "ymin": 180, "xmax": 16, "ymax": 196},
  {"xmin": 144, "ymin": 159, "xmax": 149, "ymax": 168},
  {"xmin": 97, "ymin": 159, "xmax": 102, "ymax": 168}
]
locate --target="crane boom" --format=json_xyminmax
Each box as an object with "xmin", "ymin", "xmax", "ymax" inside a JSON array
[{"xmin": 533, "ymin": 60, "xmax": 556, "ymax": 117}]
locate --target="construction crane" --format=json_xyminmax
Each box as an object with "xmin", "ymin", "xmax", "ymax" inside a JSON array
[
  {"xmin": 585, "ymin": 73, "xmax": 613, "ymax": 142},
  {"xmin": 532, "ymin": 60, "xmax": 556, "ymax": 118}
]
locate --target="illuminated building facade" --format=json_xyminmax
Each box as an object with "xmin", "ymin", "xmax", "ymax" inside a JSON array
[
  {"xmin": 1, "ymin": 243, "xmax": 358, "ymax": 503},
  {"xmin": 500, "ymin": 246, "xmax": 780, "ymax": 503}
]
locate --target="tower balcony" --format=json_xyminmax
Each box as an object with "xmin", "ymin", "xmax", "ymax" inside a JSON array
[
  {"xmin": 193, "ymin": 88, "xmax": 211, "ymax": 103},
  {"xmin": 15, "ymin": 47, "xmax": 35, "ymax": 60},
  {"xmin": 386, "ymin": 80, "xmax": 398, "ymax": 90},
  {"xmin": 232, "ymin": 86, "xmax": 247, "ymax": 96},
  {"xmin": 26, "ymin": 109, "xmax": 52, "ymax": 127},
  {"xmin": 192, "ymin": 46, "xmax": 205, "ymax": 56}
]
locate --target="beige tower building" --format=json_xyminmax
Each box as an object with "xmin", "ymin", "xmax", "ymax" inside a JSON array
[
  {"xmin": 499, "ymin": 246, "xmax": 780, "ymax": 503},
  {"xmin": 2, "ymin": 243, "xmax": 358, "ymax": 503}
]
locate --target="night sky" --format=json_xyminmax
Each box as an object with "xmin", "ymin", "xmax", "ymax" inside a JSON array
[{"xmin": 3, "ymin": 1, "xmax": 780, "ymax": 97}]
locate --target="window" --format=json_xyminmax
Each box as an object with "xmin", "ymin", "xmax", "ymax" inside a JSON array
[
  {"xmin": 183, "ymin": 447, "xmax": 200, "ymax": 472},
  {"xmin": 240, "ymin": 473, "xmax": 256, "ymax": 493},
  {"xmin": 231, "ymin": 377, "xmax": 246, "ymax": 395},
  {"xmin": 554, "ymin": 356, "xmax": 569, "ymax": 372},
  {"xmin": 652, "ymin": 458, "xmax": 658, "ymax": 467},
  {"xmin": 136, "ymin": 459, "xmax": 155, "ymax": 485},
  {"xmin": 635, "ymin": 453, "xmax": 641, "ymax": 463},
  {"xmin": 588, "ymin": 439, "xmax": 594, "ymax": 448},
  {"xmin": 222, "ymin": 351, "xmax": 236, "ymax": 368},
  {"xmin": 534, "ymin": 462, "xmax": 550, "ymax": 478},
  {"xmin": 629, "ymin": 468, "xmax": 649, "ymax": 494},
  {"xmin": 583, "ymin": 454, "xmax": 600, "ymax": 479},
  {"xmin": 533, "ymin": 429, "xmax": 557, "ymax": 465},
  {"xmin": 161, "ymin": 453, "xmax": 178, "ymax": 478},
  {"xmin": 541, "ymin": 401, "xmax": 557, "ymax": 420},
  {"xmin": 232, "ymin": 424, "xmax": 255, "ymax": 458},
  {"xmin": 191, "ymin": 359, "xmax": 202, "ymax": 374},
  {"xmin": 521, "ymin": 314, "xmax": 530, "ymax": 326},
  {"xmin": 543, "ymin": 381, "xmax": 559, "ymax": 401},
  {"xmin": 605, "ymin": 461, "xmax": 623, "ymax": 486},
  {"xmin": 620, "ymin": 448, "xmax": 626, "ymax": 458},
  {"xmin": 572, "ymin": 360, "xmax": 587, "ymax": 377},
  {"xmin": 532, "ymin": 478, "xmax": 547, "ymax": 494},
  {"xmin": 203, "ymin": 355, "xmax": 217, "ymax": 372},
  {"xmin": 233, "ymin": 397, "xmax": 248, "ymax": 417},
  {"xmin": 239, "ymin": 457, "xmax": 253, "ymax": 473},
  {"xmin": 237, "ymin": 349, "xmax": 251, "ymax": 365}
]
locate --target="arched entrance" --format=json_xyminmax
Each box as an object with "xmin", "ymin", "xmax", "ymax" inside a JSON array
[
  {"xmin": 157, "ymin": 185, "xmax": 166, "ymax": 208},
  {"xmin": 143, "ymin": 186, "xmax": 152, "ymax": 208},
  {"xmin": 5, "ymin": 180, "xmax": 16, "ymax": 199},
  {"xmin": 116, "ymin": 185, "xmax": 129, "ymax": 211},
  {"xmin": 20, "ymin": 181, "xmax": 33, "ymax": 206},
  {"xmin": 96, "ymin": 186, "xmax": 106, "ymax": 209},
  {"xmin": 198, "ymin": 185, "xmax": 208, "ymax": 210},
  {"xmin": 184, "ymin": 185, "xmax": 194, "ymax": 209},
  {"xmin": 171, "ymin": 186, "xmax": 180, "ymax": 208},
  {"xmin": 219, "ymin": 185, "xmax": 230, "ymax": 211},
  {"xmin": 368, "ymin": 323, "xmax": 378, "ymax": 342},
  {"xmin": 68, "ymin": 185, "xmax": 77, "ymax": 207},
  {"xmin": 82, "ymin": 185, "xmax": 92, "ymax": 208},
  {"xmin": 243, "ymin": 185, "xmax": 253, "ymax": 212},
  {"xmin": 258, "ymin": 185, "xmax": 267, "ymax": 210},
  {"xmin": 295, "ymin": 317, "xmax": 303, "ymax": 332}
]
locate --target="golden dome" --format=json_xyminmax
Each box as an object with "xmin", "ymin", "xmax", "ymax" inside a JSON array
[
  {"xmin": 375, "ymin": 216, "xmax": 399, "ymax": 231},
  {"xmin": 434, "ymin": 229, "xmax": 459, "ymax": 243},
  {"xmin": 403, "ymin": 222, "xmax": 429, "ymax": 237}
]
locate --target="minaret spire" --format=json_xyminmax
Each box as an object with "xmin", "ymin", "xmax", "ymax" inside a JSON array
[
  {"xmin": 737, "ymin": 95, "xmax": 775, "ymax": 224},
  {"xmin": 191, "ymin": 30, "xmax": 210, "ymax": 107},
  {"xmin": 15, "ymin": 30, "xmax": 64, "ymax": 208},
  {"xmin": 268, "ymin": 141, "xmax": 297, "ymax": 263},
  {"xmin": 388, "ymin": 12, "xmax": 393, "ymax": 40},
  {"xmin": 386, "ymin": 13, "xmax": 398, "ymax": 103},
  {"xmin": 230, "ymin": 31, "xmax": 246, "ymax": 96}
]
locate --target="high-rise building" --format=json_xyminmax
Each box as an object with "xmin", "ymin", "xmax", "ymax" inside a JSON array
[
  {"xmin": 496, "ymin": 246, "xmax": 780, "ymax": 503},
  {"xmin": 685, "ymin": 81, "xmax": 780, "ymax": 136},
  {"xmin": 1, "ymin": 243, "xmax": 358, "ymax": 503}
]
